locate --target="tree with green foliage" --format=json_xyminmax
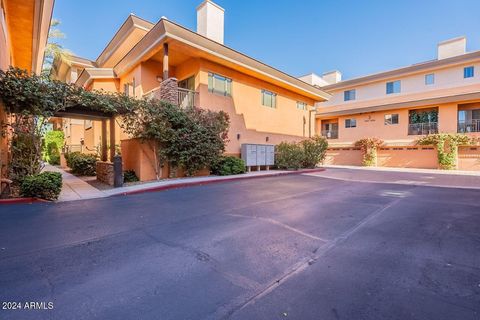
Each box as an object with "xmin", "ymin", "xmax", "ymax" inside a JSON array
[
  {"xmin": 43, "ymin": 19, "xmax": 71, "ymax": 76},
  {"xmin": 43, "ymin": 130, "xmax": 64, "ymax": 165},
  {"xmin": 416, "ymin": 133, "xmax": 474, "ymax": 169},
  {"xmin": 0, "ymin": 67, "xmax": 138, "ymax": 183},
  {"xmin": 121, "ymin": 99, "xmax": 230, "ymax": 177}
]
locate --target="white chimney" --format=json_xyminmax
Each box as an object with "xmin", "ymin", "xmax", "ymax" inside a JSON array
[
  {"xmin": 298, "ymin": 73, "xmax": 330, "ymax": 87},
  {"xmin": 196, "ymin": 0, "xmax": 224, "ymax": 44},
  {"xmin": 437, "ymin": 36, "xmax": 466, "ymax": 60},
  {"xmin": 322, "ymin": 70, "xmax": 342, "ymax": 85}
]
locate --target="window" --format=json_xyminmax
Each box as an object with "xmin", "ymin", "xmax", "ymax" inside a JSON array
[
  {"xmin": 386, "ymin": 80, "xmax": 401, "ymax": 94},
  {"xmin": 425, "ymin": 73, "xmax": 435, "ymax": 85},
  {"xmin": 296, "ymin": 101, "xmax": 307, "ymax": 110},
  {"xmin": 345, "ymin": 118, "xmax": 356, "ymax": 128},
  {"xmin": 385, "ymin": 114, "xmax": 399, "ymax": 125},
  {"xmin": 261, "ymin": 89, "xmax": 277, "ymax": 108},
  {"xmin": 208, "ymin": 72, "xmax": 232, "ymax": 96},
  {"xmin": 123, "ymin": 83, "xmax": 130, "ymax": 96},
  {"xmin": 464, "ymin": 66, "xmax": 474, "ymax": 78},
  {"xmin": 344, "ymin": 89, "xmax": 356, "ymax": 101}
]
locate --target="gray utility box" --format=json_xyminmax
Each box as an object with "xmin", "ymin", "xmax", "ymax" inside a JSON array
[{"xmin": 241, "ymin": 144, "xmax": 275, "ymax": 167}]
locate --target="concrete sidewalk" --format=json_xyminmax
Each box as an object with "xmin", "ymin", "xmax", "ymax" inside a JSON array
[
  {"xmin": 306, "ymin": 166, "xmax": 480, "ymax": 190},
  {"xmin": 323, "ymin": 164, "xmax": 480, "ymax": 176},
  {"xmin": 43, "ymin": 164, "xmax": 107, "ymax": 201}
]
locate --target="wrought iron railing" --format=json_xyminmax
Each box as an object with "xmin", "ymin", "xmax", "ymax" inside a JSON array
[
  {"xmin": 177, "ymin": 88, "xmax": 199, "ymax": 108},
  {"xmin": 321, "ymin": 130, "xmax": 338, "ymax": 139},
  {"xmin": 458, "ymin": 119, "xmax": 480, "ymax": 133},
  {"xmin": 408, "ymin": 122, "xmax": 438, "ymax": 135}
]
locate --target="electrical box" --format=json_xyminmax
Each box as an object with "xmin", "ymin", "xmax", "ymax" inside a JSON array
[{"xmin": 241, "ymin": 144, "xmax": 275, "ymax": 167}]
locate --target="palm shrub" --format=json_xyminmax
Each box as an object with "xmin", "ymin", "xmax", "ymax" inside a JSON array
[
  {"xmin": 211, "ymin": 156, "xmax": 246, "ymax": 176},
  {"xmin": 20, "ymin": 171, "xmax": 62, "ymax": 201}
]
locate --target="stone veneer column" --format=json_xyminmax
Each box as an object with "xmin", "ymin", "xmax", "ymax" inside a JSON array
[{"xmin": 158, "ymin": 78, "xmax": 179, "ymax": 106}]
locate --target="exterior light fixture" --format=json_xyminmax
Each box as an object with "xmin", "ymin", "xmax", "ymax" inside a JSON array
[
  {"xmin": 266, "ymin": 136, "xmax": 269, "ymax": 142},
  {"xmin": 237, "ymin": 133, "xmax": 241, "ymax": 140}
]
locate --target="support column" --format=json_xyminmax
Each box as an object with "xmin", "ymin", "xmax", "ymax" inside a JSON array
[
  {"xmin": 101, "ymin": 119, "xmax": 107, "ymax": 161},
  {"xmin": 109, "ymin": 117, "xmax": 116, "ymax": 162},
  {"xmin": 163, "ymin": 42, "xmax": 169, "ymax": 80}
]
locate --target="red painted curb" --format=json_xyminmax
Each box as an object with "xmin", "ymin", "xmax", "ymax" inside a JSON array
[
  {"xmin": 0, "ymin": 197, "xmax": 47, "ymax": 205},
  {"xmin": 118, "ymin": 168, "xmax": 326, "ymax": 197}
]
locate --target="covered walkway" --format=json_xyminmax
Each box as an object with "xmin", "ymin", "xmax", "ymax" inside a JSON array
[{"xmin": 43, "ymin": 164, "xmax": 106, "ymax": 202}]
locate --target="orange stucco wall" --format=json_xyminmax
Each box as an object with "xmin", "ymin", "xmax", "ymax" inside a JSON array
[
  {"xmin": 458, "ymin": 147, "xmax": 480, "ymax": 171},
  {"xmin": 377, "ymin": 147, "xmax": 438, "ymax": 169},
  {"xmin": 121, "ymin": 138, "xmax": 210, "ymax": 181}
]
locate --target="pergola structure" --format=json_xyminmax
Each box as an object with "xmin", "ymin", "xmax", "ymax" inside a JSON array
[{"xmin": 54, "ymin": 107, "xmax": 118, "ymax": 162}]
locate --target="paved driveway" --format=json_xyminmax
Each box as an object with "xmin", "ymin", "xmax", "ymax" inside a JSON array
[{"xmin": 0, "ymin": 170, "xmax": 479, "ymax": 319}]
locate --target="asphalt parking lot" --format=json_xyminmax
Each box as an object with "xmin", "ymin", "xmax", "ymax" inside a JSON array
[{"xmin": 1, "ymin": 169, "xmax": 479, "ymax": 319}]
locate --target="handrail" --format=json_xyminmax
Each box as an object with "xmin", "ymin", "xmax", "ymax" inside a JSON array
[
  {"xmin": 408, "ymin": 122, "xmax": 438, "ymax": 135},
  {"xmin": 458, "ymin": 119, "xmax": 480, "ymax": 133}
]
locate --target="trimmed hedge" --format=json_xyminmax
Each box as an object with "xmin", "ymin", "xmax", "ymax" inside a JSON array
[
  {"xmin": 66, "ymin": 152, "xmax": 97, "ymax": 176},
  {"xmin": 20, "ymin": 171, "xmax": 62, "ymax": 201},
  {"xmin": 276, "ymin": 136, "xmax": 328, "ymax": 170},
  {"xmin": 211, "ymin": 156, "xmax": 246, "ymax": 176}
]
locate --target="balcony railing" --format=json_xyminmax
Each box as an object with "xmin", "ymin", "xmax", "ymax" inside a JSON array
[
  {"xmin": 143, "ymin": 87, "xmax": 199, "ymax": 108},
  {"xmin": 458, "ymin": 119, "xmax": 480, "ymax": 133},
  {"xmin": 321, "ymin": 130, "xmax": 338, "ymax": 139},
  {"xmin": 177, "ymin": 88, "xmax": 199, "ymax": 108},
  {"xmin": 408, "ymin": 122, "xmax": 438, "ymax": 135}
]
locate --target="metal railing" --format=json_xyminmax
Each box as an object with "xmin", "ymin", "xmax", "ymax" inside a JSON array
[
  {"xmin": 408, "ymin": 122, "xmax": 438, "ymax": 135},
  {"xmin": 177, "ymin": 88, "xmax": 199, "ymax": 108},
  {"xmin": 458, "ymin": 119, "xmax": 480, "ymax": 133},
  {"xmin": 143, "ymin": 87, "xmax": 199, "ymax": 108},
  {"xmin": 321, "ymin": 130, "xmax": 338, "ymax": 139}
]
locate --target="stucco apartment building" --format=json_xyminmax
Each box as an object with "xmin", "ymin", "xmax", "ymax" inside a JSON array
[
  {"xmin": 0, "ymin": 0, "xmax": 54, "ymax": 182},
  {"xmin": 52, "ymin": 0, "xmax": 330, "ymax": 180},
  {"xmin": 304, "ymin": 37, "xmax": 480, "ymax": 170}
]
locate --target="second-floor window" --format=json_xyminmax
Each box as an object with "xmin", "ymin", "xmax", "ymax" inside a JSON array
[
  {"xmin": 208, "ymin": 72, "xmax": 232, "ymax": 96},
  {"xmin": 425, "ymin": 73, "xmax": 435, "ymax": 85},
  {"xmin": 345, "ymin": 118, "xmax": 357, "ymax": 128},
  {"xmin": 386, "ymin": 80, "xmax": 401, "ymax": 94},
  {"xmin": 385, "ymin": 114, "xmax": 399, "ymax": 125},
  {"xmin": 344, "ymin": 89, "xmax": 356, "ymax": 101},
  {"xmin": 464, "ymin": 66, "xmax": 475, "ymax": 78},
  {"xmin": 261, "ymin": 89, "xmax": 277, "ymax": 108},
  {"xmin": 296, "ymin": 101, "xmax": 307, "ymax": 110}
]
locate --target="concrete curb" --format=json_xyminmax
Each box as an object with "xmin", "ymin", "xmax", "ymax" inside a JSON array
[
  {"xmin": 0, "ymin": 197, "xmax": 48, "ymax": 205},
  {"xmin": 115, "ymin": 168, "xmax": 326, "ymax": 197}
]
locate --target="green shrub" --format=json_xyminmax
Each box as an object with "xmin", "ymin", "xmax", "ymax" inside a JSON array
[
  {"xmin": 20, "ymin": 171, "xmax": 62, "ymax": 201},
  {"xmin": 65, "ymin": 151, "xmax": 81, "ymax": 168},
  {"xmin": 275, "ymin": 142, "xmax": 304, "ymax": 170},
  {"xmin": 301, "ymin": 136, "xmax": 328, "ymax": 168},
  {"xmin": 123, "ymin": 170, "xmax": 139, "ymax": 183},
  {"xmin": 211, "ymin": 156, "xmax": 246, "ymax": 176},
  {"xmin": 69, "ymin": 153, "xmax": 97, "ymax": 176},
  {"xmin": 43, "ymin": 130, "xmax": 64, "ymax": 165}
]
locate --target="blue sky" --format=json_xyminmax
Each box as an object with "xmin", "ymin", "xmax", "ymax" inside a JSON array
[{"xmin": 53, "ymin": 0, "xmax": 480, "ymax": 80}]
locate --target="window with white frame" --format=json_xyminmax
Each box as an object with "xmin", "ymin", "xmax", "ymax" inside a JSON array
[
  {"xmin": 261, "ymin": 89, "xmax": 277, "ymax": 108},
  {"xmin": 296, "ymin": 101, "xmax": 307, "ymax": 110},
  {"xmin": 386, "ymin": 80, "xmax": 401, "ymax": 94},
  {"xmin": 345, "ymin": 118, "xmax": 357, "ymax": 128},
  {"xmin": 384, "ymin": 114, "xmax": 399, "ymax": 125},
  {"xmin": 208, "ymin": 72, "xmax": 232, "ymax": 96},
  {"xmin": 344, "ymin": 89, "xmax": 356, "ymax": 101}
]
